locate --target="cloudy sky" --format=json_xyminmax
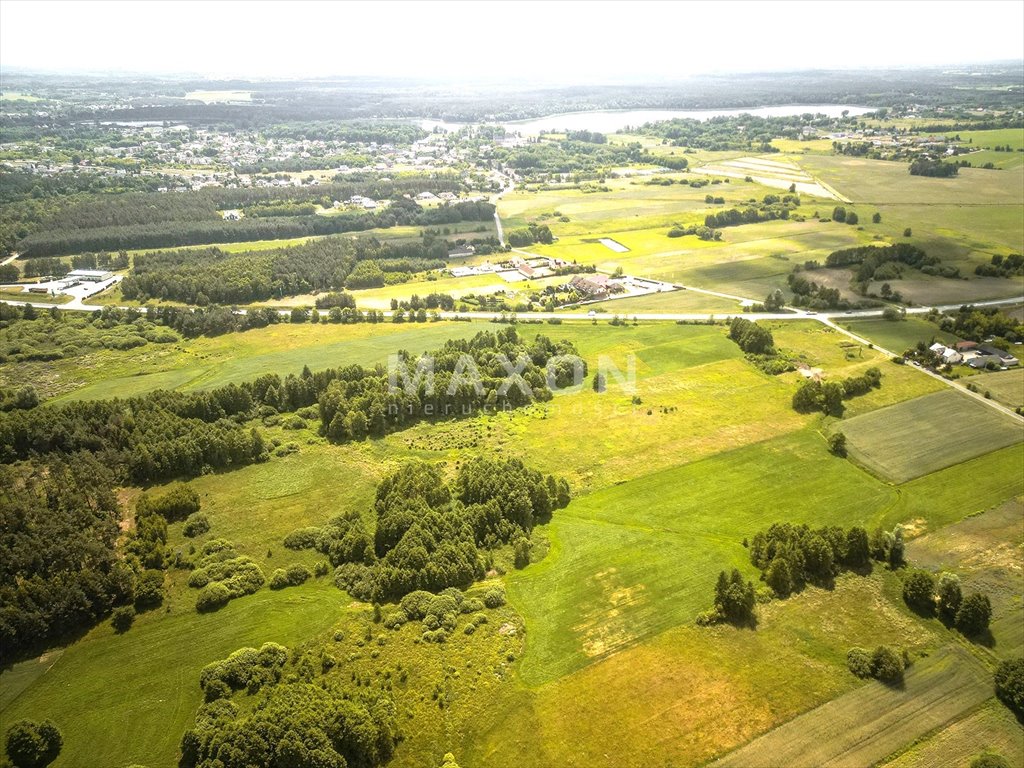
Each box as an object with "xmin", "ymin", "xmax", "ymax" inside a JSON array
[{"xmin": 1, "ymin": 0, "xmax": 1022, "ymax": 81}]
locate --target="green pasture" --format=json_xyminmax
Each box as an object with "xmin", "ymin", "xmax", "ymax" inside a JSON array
[{"xmin": 841, "ymin": 389, "xmax": 1024, "ymax": 483}]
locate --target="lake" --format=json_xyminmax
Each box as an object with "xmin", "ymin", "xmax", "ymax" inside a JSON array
[{"xmin": 422, "ymin": 105, "xmax": 873, "ymax": 135}]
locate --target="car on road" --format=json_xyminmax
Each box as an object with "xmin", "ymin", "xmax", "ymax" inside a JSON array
[{"xmin": 587, "ymin": 310, "xmax": 597, "ymax": 317}]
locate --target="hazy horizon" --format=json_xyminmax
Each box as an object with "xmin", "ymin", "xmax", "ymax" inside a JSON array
[{"xmin": 2, "ymin": 0, "xmax": 1023, "ymax": 83}]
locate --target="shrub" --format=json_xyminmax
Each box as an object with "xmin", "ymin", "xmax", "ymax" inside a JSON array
[
  {"xmin": 134, "ymin": 569, "xmax": 165, "ymax": 609},
  {"xmin": 993, "ymin": 657, "xmax": 1024, "ymax": 717},
  {"xmin": 196, "ymin": 582, "xmax": 231, "ymax": 612},
  {"xmin": 483, "ymin": 586, "xmax": 506, "ymax": 609},
  {"xmin": 871, "ymin": 645, "xmax": 905, "ymax": 683},
  {"xmin": 182, "ymin": 512, "xmax": 210, "ymax": 538},
  {"xmin": 937, "ymin": 572, "xmax": 962, "ymax": 622},
  {"xmin": 846, "ymin": 647, "xmax": 873, "ymax": 678},
  {"xmin": 970, "ymin": 753, "xmax": 1012, "ymax": 768},
  {"xmin": 111, "ymin": 605, "xmax": 135, "ymax": 633},
  {"xmin": 400, "ymin": 590, "xmax": 435, "ymax": 620},
  {"xmin": 383, "ymin": 610, "xmax": 408, "ymax": 630},
  {"xmin": 463, "ymin": 623, "xmax": 476, "ymax": 635},
  {"xmin": 313, "ymin": 560, "xmax": 330, "ymax": 577},
  {"xmin": 828, "ymin": 431, "xmax": 847, "ymax": 457},
  {"xmin": 283, "ymin": 527, "xmax": 321, "ymax": 550},
  {"xmin": 269, "ymin": 569, "xmax": 289, "ymax": 590}
]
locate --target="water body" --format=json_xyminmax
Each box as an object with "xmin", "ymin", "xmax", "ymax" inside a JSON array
[{"xmin": 421, "ymin": 105, "xmax": 873, "ymax": 135}]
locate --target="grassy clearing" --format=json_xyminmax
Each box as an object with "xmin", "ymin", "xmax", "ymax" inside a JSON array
[
  {"xmin": 841, "ymin": 317, "xmax": 959, "ymax": 355},
  {"xmin": 473, "ymin": 571, "xmax": 943, "ymax": 768},
  {"xmin": 572, "ymin": 288, "xmax": 741, "ymax": 314},
  {"xmin": 841, "ymin": 389, "xmax": 1024, "ymax": 483},
  {"xmin": 881, "ymin": 699, "xmax": 1024, "ymax": 768},
  {"xmin": 506, "ymin": 428, "xmax": 897, "ymax": 685},
  {"xmin": 711, "ymin": 645, "xmax": 993, "ymax": 768},
  {"xmin": 0, "ymin": 582, "xmax": 344, "ymax": 768}
]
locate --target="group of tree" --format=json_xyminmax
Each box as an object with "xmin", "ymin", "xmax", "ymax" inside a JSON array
[
  {"xmin": 826, "ymin": 242, "xmax": 958, "ymax": 283},
  {"xmin": 0, "ymin": 456, "xmax": 137, "ymax": 662},
  {"xmin": 909, "ymin": 157, "xmax": 959, "ymax": 177},
  {"xmin": 938, "ymin": 305, "xmax": 1023, "ymax": 344},
  {"xmin": 179, "ymin": 680, "xmax": 398, "ymax": 768},
  {"xmin": 786, "ymin": 266, "xmax": 850, "ymax": 310},
  {"xmin": 704, "ymin": 194, "xmax": 801, "ymax": 229},
  {"xmin": 846, "ymin": 645, "xmax": 908, "ymax": 684},
  {"xmin": 791, "ymin": 367, "xmax": 882, "ymax": 416},
  {"xmin": 974, "ymin": 253, "xmax": 1024, "ymax": 278},
  {"xmin": 994, "ymin": 657, "xmax": 1024, "ymax": 719},
  {"xmin": 19, "ymin": 194, "xmax": 493, "ymax": 258},
  {"xmin": 748, "ymin": 522, "xmax": 873, "ymax": 598},
  {"xmin": 727, "ymin": 317, "xmax": 775, "ymax": 354},
  {"xmin": 3, "ymin": 719, "xmax": 63, "ymax": 768},
  {"xmin": 506, "ymin": 222, "xmax": 554, "ymax": 248},
  {"xmin": 315, "ymin": 327, "xmax": 582, "ymax": 445},
  {"xmin": 303, "ymin": 458, "xmax": 571, "ymax": 604},
  {"xmin": 901, "ymin": 569, "xmax": 992, "ymax": 637},
  {"xmin": 0, "ymin": 303, "xmax": 181, "ymax": 365},
  {"xmin": 638, "ymin": 113, "xmax": 835, "ymax": 152}
]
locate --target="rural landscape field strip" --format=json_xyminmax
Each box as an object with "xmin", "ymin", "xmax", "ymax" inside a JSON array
[
  {"xmin": 841, "ymin": 389, "xmax": 1024, "ymax": 483},
  {"xmin": 710, "ymin": 646, "xmax": 994, "ymax": 768}
]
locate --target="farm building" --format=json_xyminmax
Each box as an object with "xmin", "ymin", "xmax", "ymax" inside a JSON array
[
  {"xmin": 570, "ymin": 274, "xmax": 610, "ymax": 299},
  {"xmin": 929, "ymin": 343, "xmax": 962, "ymax": 364},
  {"xmin": 66, "ymin": 269, "xmax": 114, "ymax": 282},
  {"xmin": 977, "ymin": 344, "xmax": 1019, "ymax": 367},
  {"xmin": 447, "ymin": 245, "xmax": 475, "ymax": 258}
]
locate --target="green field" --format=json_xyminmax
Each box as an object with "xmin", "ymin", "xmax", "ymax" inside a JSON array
[
  {"xmin": 841, "ymin": 389, "xmax": 1024, "ymax": 483},
  {"xmin": 508, "ymin": 428, "xmax": 897, "ymax": 684},
  {"xmin": 842, "ymin": 316, "xmax": 959, "ymax": 355}
]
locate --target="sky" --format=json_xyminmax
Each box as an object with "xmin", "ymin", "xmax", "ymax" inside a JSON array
[{"xmin": 1, "ymin": 0, "xmax": 1023, "ymax": 82}]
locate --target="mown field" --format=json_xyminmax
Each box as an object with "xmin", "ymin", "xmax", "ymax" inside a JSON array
[
  {"xmin": 968, "ymin": 367, "xmax": 1024, "ymax": 410},
  {"xmin": 841, "ymin": 388, "xmax": 1024, "ymax": 483},
  {"xmin": 841, "ymin": 316, "xmax": 959, "ymax": 355},
  {"xmin": 711, "ymin": 645, "xmax": 994, "ymax": 768}
]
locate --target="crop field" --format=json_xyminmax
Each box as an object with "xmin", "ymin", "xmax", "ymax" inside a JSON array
[
  {"xmin": 710, "ymin": 645, "xmax": 994, "ymax": 768},
  {"xmin": 692, "ymin": 155, "xmax": 846, "ymax": 200},
  {"xmin": 572, "ymin": 287, "xmax": 741, "ymax": 314},
  {"xmin": 841, "ymin": 389, "xmax": 1024, "ymax": 483},
  {"xmin": 968, "ymin": 367, "xmax": 1024, "ymax": 409},
  {"xmin": 882, "ymin": 700, "xmax": 1024, "ymax": 768}
]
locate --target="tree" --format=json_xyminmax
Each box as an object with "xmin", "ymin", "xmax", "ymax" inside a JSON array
[
  {"xmin": 903, "ymin": 228, "xmax": 912, "ymax": 237},
  {"xmin": 828, "ymin": 431, "xmax": 847, "ymax": 457},
  {"xmin": 888, "ymin": 525, "xmax": 905, "ymax": 568},
  {"xmin": 955, "ymin": 592, "xmax": 992, "ymax": 636},
  {"xmin": 993, "ymin": 657, "xmax": 1024, "ymax": 717},
  {"xmin": 846, "ymin": 647, "xmax": 872, "ymax": 678},
  {"xmin": 765, "ymin": 556, "xmax": 793, "ymax": 597},
  {"xmin": 872, "ymin": 212, "xmax": 882, "ymax": 224},
  {"xmin": 713, "ymin": 569, "xmax": 756, "ymax": 624},
  {"xmin": 763, "ymin": 289, "xmax": 786, "ymax": 312},
  {"xmin": 832, "ymin": 206, "xmax": 847, "ymax": 223},
  {"xmin": 592, "ymin": 372, "xmax": 606, "ymax": 393},
  {"xmin": 902, "ymin": 570, "xmax": 935, "ymax": 614},
  {"xmin": 846, "ymin": 212, "xmax": 859, "ymax": 225},
  {"xmin": 4, "ymin": 719, "xmax": 63, "ymax": 768},
  {"xmin": 936, "ymin": 573, "xmax": 962, "ymax": 622},
  {"xmin": 871, "ymin": 645, "xmax": 904, "ymax": 683},
  {"xmin": 844, "ymin": 527, "xmax": 870, "ymax": 568}
]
